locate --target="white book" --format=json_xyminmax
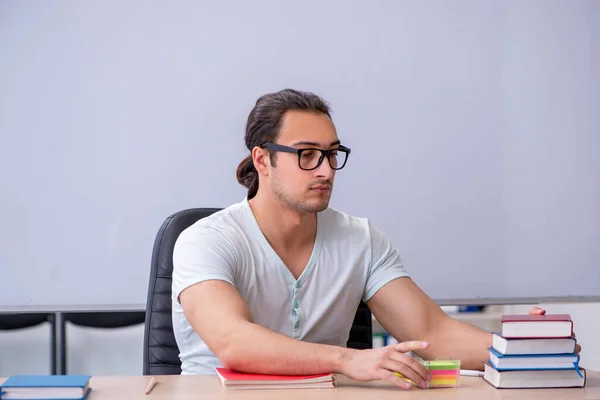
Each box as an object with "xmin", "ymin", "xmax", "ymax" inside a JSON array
[
  {"xmin": 492, "ymin": 333, "xmax": 577, "ymax": 355},
  {"xmin": 501, "ymin": 314, "xmax": 573, "ymax": 338},
  {"xmin": 484, "ymin": 363, "xmax": 586, "ymax": 389}
]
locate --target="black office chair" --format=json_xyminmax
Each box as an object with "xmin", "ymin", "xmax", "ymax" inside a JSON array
[
  {"xmin": 0, "ymin": 313, "xmax": 57, "ymax": 374},
  {"xmin": 143, "ymin": 208, "xmax": 372, "ymax": 375}
]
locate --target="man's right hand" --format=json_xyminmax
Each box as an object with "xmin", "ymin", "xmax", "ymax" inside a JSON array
[{"xmin": 339, "ymin": 341, "xmax": 432, "ymax": 389}]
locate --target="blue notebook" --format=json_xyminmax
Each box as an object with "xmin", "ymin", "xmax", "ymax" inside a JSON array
[
  {"xmin": 0, "ymin": 375, "xmax": 91, "ymax": 400},
  {"xmin": 488, "ymin": 346, "xmax": 581, "ymax": 373}
]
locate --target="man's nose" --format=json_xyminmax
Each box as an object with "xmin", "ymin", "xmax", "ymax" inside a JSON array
[{"xmin": 315, "ymin": 156, "xmax": 335, "ymax": 178}]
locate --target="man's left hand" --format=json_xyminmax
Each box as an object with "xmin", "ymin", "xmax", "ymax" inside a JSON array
[{"xmin": 528, "ymin": 306, "xmax": 581, "ymax": 354}]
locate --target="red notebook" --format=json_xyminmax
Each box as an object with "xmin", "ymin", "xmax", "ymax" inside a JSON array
[
  {"xmin": 215, "ymin": 368, "xmax": 336, "ymax": 390},
  {"xmin": 501, "ymin": 314, "xmax": 573, "ymax": 338}
]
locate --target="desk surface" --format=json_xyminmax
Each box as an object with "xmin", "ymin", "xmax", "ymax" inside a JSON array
[{"xmin": 3, "ymin": 372, "xmax": 598, "ymax": 400}]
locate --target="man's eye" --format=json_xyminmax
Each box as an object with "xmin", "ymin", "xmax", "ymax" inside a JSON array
[{"xmin": 302, "ymin": 150, "xmax": 316, "ymax": 158}]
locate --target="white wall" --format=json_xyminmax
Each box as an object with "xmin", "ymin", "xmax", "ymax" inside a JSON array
[
  {"xmin": 1, "ymin": 303, "xmax": 598, "ymax": 377},
  {"xmin": 2, "ymin": 0, "xmax": 599, "ymax": 310}
]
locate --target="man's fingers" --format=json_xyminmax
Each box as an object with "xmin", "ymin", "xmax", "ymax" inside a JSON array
[
  {"xmin": 389, "ymin": 352, "xmax": 431, "ymax": 382},
  {"xmin": 575, "ymin": 344, "xmax": 582, "ymax": 354},
  {"xmin": 393, "ymin": 341, "xmax": 429, "ymax": 353},
  {"xmin": 388, "ymin": 341, "xmax": 431, "ymax": 387},
  {"xmin": 381, "ymin": 362, "xmax": 424, "ymax": 389},
  {"xmin": 382, "ymin": 360, "xmax": 427, "ymax": 388},
  {"xmin": 529, "ymin": 306, "xmax": 546, "ymax": 315},
  {"xmin": 380, "ymin": 370, "xmax": 413, "ymax": 390}
]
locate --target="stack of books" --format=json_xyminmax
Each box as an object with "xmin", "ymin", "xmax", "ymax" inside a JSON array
[
  {"xmin": 215, "ymin": 368, "xmax": 336, "ymax": 390},
  {"xmin": 483, "ymin": 313, "xmax": 586, "ymax": 389},
  {"xmin": 0, "ymin": 375, "xmax": 91, "ymax": 399}
]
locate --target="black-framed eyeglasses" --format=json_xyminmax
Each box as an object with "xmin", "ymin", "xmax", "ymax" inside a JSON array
[{"xmin": 260, "ymin": 143, "xmax": 351, "ymax": 171}]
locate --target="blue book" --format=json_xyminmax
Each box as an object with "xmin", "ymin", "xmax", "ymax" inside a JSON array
[
  {"xmin": 0, "ymin": 375, "xmax": 91, "ymax": 400},
  {"xmin": 488, "ymin": 346, "xmax": 580, "ymax": 371}
]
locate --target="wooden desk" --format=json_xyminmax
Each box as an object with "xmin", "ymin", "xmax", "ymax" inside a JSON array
[{"xmin": 4, "ymin": 372, "xmax": 598, "ymax": 400}]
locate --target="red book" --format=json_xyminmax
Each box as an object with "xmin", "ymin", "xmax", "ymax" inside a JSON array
[
  {"xmin": 501, "ymin": 314, "xmax": 573, "ymax": 338},
  {"xmin": 215, "ymin": 368, "xmax": 336, "ymax": 390}
]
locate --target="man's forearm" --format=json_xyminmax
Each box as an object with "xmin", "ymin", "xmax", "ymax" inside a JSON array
[
  {"xmin": 415, "ymin": 316, "xmax": 492, "ymax": 370},
  {"xmin": 217, "ymin": 321, "xmax": 354, "ymax": 375}
]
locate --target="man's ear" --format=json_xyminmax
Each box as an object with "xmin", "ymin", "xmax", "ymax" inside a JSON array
[{"xmin": 251, "ymin": 146, "xmax": 270, "ymax": 177}]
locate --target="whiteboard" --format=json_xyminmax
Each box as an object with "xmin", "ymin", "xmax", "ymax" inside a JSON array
[{"xmin": 1, "ymin": 0, "xmax": 599, "ymax": 311}]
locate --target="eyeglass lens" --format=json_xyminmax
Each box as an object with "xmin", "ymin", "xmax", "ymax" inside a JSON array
[{"xmin": 299, "ymin": 149, "xmax": 347, "ymax": 170}]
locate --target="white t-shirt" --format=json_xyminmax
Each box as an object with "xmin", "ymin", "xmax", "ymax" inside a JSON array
[{"xmin": 171, "ymin": 198, "xmax": 409, "ymax": 375}]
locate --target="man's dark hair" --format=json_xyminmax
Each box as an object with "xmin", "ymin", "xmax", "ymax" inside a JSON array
[{"xmin": 236, "ymin": 88, "xmax": 332, "ymax": 199}]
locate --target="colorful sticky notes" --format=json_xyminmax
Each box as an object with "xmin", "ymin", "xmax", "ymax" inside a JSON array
[
  {"xmin": 422, "ymin": 359, "xmax": 460, "ymax": 388},
  {"xmin": 393, "ymin": 359, "xmax": 461, "ymax": 389}
]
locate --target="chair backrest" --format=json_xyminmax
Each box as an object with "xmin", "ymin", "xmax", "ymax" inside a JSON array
[
  {"xmin": 143, "ymin": 208, "xmax": 372, "ymax": 375},
  {"xmin": 63, "ymin": 312, "xmax": 145, "ymax": 328},
  {"xmin": 0, "ymin": 313, "xmax": 57, "ymax": 374},
  {"xmin": 347, "ymin": 302, "xmax": 373, "ymax": 350},
  {"xmin": 59, "ymin": 311, "xmax": 146, "ymax": 375},
  {"xmin": 143, "ymin": 208, "xmax": 221, "ymax": 375},
  {"xmin": 0, "ymin": 313, "xmax": 54, "ymax": 330}
]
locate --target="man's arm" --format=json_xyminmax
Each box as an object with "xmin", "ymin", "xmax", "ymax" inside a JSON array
[
  {"xmin": 179, "ymin": 280, "xmax": 346, "ymax": 374},
  {"xmin": 179, "ymin": 279, "xmax": 432, "ymax": 388},
  {"xmin": 367, "ymin": 277, "xmax": 492, "ymax": 371}
]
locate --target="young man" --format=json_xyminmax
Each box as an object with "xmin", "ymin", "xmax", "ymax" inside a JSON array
[{"xmin": 172, "ymin": 89, "xmax": 575, "ymax": 389}]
